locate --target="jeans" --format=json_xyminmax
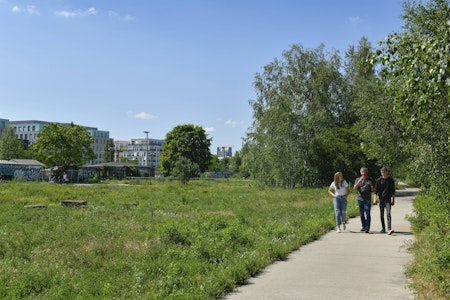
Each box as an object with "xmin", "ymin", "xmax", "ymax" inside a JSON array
[
  {"xmin": 358, "ymin": 198, "xmax": 371, "ymax": 228},
  {"xmin": 379, "ymin": 198, "xmax": 392, "ymax": 231},
  {"xmin": 333, "ymin": 197, "xmax": 347, "ymax": 226}
]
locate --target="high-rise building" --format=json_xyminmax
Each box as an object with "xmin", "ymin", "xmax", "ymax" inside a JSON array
[{"xmin": 217, "ymin": 146, "xmax": 233, "ymax": 159}]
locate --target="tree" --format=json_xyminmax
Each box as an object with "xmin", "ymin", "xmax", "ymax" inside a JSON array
[
  {"xmin": 172, "ymin": 156, "xmax": 200, "ymax": 184},
  {"xmin": 346, "ymin": 37, "xmax": 408, "ymax": 170},
  {"xmin": 243, "ymin": 44, "xmax": 351, "ymax": 188},
  {"xmin": 103, "ymin": 139, "xmax": 115, "ymax": 163},
  {"xmin": 376, "ymin": 0, "xmax": 450, "ymax": 197},
  {"xmin": 32, "ymin": 122, "xmax": 95, "ymax": 168},
  {"xmin": 159, "ymin": 124, "xmax": 212, "ymax": 176},
  {"xmin": 0, "ymin": 127, "xmax": 25, "ymax": 160}
]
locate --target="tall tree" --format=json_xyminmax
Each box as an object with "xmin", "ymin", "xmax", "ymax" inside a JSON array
[
  {"xmin": 243, "ymin": 44, "xmax": 351, "ymax": 187},
  {"xmin": 159, "ymin": 124, "xmax": 211, "ymax": 177},
  {"xmin": 346, "ymin": 37, "xmax": 407, "ymax": 170},
  {"xmin": 32, "ymin": 123, "xmax": 95, "ymax": 167},
  {"xmin": 0, "ymin": 127, "xmax": 25, "ymax": 160},
  {"xmin": 376, "ymin": 0, "xmax": 450, "ymax": 196}
]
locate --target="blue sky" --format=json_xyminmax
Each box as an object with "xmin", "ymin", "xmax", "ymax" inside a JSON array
[{"xmin": 0, "ymin": 0, "xmax": 404, "ymax": 152}]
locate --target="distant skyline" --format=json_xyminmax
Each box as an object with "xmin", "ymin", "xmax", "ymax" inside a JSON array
[{"xmin": 0, "ymin": 0, "xmax": 405, "ymax": 151}]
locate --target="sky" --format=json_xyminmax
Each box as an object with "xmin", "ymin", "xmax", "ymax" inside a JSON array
[{"xmin": 0, "ymin": 0, "xmax": 405, "ymax": 153}]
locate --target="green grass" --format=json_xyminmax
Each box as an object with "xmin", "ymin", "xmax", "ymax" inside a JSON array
[
  {"xmin": 406, "ymin": 193, "xmax": 450, "ymax": 300},
  {"xmin": 0, "ymin": 179, "xmax": 358, "ymax": 299}
]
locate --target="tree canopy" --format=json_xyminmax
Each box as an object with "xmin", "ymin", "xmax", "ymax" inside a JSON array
[
  {"xmin": 242, "ymin": 44, "xmax": 369, "ymax": 188},
  {"xmin": 32, "ymin": 123, "xmax": 95, "ymax": 168},
  {"xmin": 376, "ymin": 0, "xmax": 450, "ymax": 197},
  {"xmin": 0, "ymin": 127, "xmax": 25, "ymax": 160},
  {"xmin": 159, "ymin": 124, "xmax": 212, "ymax": 177}
]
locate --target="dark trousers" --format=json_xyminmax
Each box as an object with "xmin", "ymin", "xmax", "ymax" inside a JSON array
[{"xmin": 379, "ymin": 198, "xmax": 392, "ymax": 231}]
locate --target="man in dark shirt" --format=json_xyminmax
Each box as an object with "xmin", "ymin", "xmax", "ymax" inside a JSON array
[
  {"xmin": 354, "ymin": 167, "xmax": 374, "ymax": 233},
  {"xmin": 373, "ymin": 167, "xmax": 396, "ymax": 235}
]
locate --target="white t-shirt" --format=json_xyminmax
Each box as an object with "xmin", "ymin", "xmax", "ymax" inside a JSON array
[{"xmin": 330, "ymin": 180, "xmax": 348, "ymax": 196}]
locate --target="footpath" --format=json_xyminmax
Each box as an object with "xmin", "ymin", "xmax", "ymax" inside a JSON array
[{"xmin": 224, "ymin": 184, "xmax": 419, "ymax": 300}]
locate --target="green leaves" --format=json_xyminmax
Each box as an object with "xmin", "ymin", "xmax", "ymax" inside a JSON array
[
  {"xmin": 159, "ymin": 124, "xmax": 211, "ymax": 177},
  {"xmin": 376, "ymin": 0, "xmax": 450, "ymax": 196},
  {"xmin": 32, "ymin": 123, "xmax": 95, "ymax": 167},
  {"xmin": 0, "ymin": 127, "xmax": 25, "ymax": 160},
  {"xmin": 244, "ymin": 44, "xmax": 356, "ymax": 187}
]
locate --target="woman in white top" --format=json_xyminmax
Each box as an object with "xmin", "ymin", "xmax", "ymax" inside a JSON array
[{"xmin": 328, "ymin": 172, "xmax": 350, "ymax": 233}]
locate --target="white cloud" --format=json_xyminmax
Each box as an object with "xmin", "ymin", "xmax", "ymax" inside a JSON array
[
  {"xmin": 55, "ymin": 7, "xmax": 98, "ymax": 18},
  {"xmin": 225, "ymin": 119, "xmax": 243, "ymax": 128},
  {"xmin": 134, "ymin": 112, "xmax": 157, "ymax": 120},
  {"xmin": 108, "ymin": 10, "xmax": 135, "ymax": 21},
  {"xmin": 12, "ymin": 5, "xmax": 39, "ymax": 15},
  {"xmin": 204, "ymin": 127, "xmax": 215, "ymax": 134},
  {"xmin": 124, "ymin": 14, "xmax": 135, "ymax": 21},
  {"xmin": 348, "ymin": 16, "xmax": 362, "ymax": 26}
]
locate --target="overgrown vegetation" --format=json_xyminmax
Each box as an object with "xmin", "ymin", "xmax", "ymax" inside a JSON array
[
  {"xmin": 0, "ymin": 180, "xmax": 358, "ymax": 299},
  {"xmin": 240, "ymin": 0, "xmax": 449, "ymax": 297}
]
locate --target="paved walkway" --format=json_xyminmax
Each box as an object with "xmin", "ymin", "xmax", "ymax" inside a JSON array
[{"xmin": 224, "ymin": 184, "xmax": 418, "ymax": 300}]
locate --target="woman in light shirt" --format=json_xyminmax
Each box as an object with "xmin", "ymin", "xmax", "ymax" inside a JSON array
[{"xmin": 328, "ymin": 172, "xmax": 350, "ymax": 233}]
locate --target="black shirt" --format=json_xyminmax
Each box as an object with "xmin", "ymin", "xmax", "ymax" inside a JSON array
[{"xmin": 374, "ymin": 176, "xmax": 395, "ymax": 199}]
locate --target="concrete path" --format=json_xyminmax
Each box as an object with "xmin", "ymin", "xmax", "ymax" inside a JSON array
[{"xmin": 224, "ymin": 184, "xmax": 418, "ymax": 300}]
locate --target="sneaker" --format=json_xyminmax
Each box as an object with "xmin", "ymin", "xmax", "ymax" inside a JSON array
[
  {"xmin": 336, "ymin": 228, "xmax": 341, "ymax": 233},
  {"xmin": 387, "ymin": 229, "xmax": 394, "ymax": 235},
  {"xmin": 365, "ymin": 226, "xmax": 370, "ymax": 233},
  {"xmin": 360, "ymin": 228, "xmax": 365, "ymax": 232},
  {"xmin": 380, "ymin": 229, "xmax": 386, "ymax": 233}
]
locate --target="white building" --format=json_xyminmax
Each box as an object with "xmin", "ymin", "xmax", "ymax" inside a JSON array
[{"xmin": 118, "ymin": 138, "xmax": 164, "ymax": 169}]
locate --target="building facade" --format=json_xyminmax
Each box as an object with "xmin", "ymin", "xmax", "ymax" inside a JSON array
[
  {"xmin": 118, "ymin": 138, "xmax": 164, "ymax": 169},
  {"xmin": 0, "ymin": 119, "xmax": 10, "ymax": 137},
  {"xmin": 0, "ymin": 120, "xmax": 110, "ymax": 165},
  {"xmin": 217, "ymin": 146, "xmax": 233, "ymax": 159}
]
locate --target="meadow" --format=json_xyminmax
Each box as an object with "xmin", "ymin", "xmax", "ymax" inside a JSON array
[{"xmin": 0, "ymin": 179, "xmax": 358, "ymax": 299}]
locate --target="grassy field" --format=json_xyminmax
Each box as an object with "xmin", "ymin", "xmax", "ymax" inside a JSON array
[{"xmin": 0, "ymin": 179, "xmax": 358, "ymax": 299}]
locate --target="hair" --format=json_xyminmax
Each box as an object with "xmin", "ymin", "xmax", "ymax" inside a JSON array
[
  {"xmin": 380, "ymin": 166, "xmax": 389, "ymax": 172},
  {"xmin": 334, "ymin": 172, "xmax": 343, "ymax": 189},
  {"xmin": 360, "ymin": 167, "xmax": 368, "ymax": 172}
]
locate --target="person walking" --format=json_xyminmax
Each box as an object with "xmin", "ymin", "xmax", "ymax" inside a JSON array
[
  {"xmin": 353, "ymin": 167, "xmax": 374, "ymax": 233},
  {"xmin": 328, "ymin": 172, "xmax": 350, "ymax": 233},
  {"xmin": 373, "ymin": 167, "xmax": 396, "ymax": 235}
]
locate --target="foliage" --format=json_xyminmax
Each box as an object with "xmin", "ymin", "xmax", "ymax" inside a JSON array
[
  {"xmin": 159, "ymin": 124, "xmax": 212, "ymax": 177},
  {"xmin": 346, "ymin": 37, "xmax": 408, "ymax": 170},
  {"xmin": 0, "ymin": 127, "xmax": 25, "ymax": 160},
  {"xmin": 102, "ymin": 139, "xmax": 115, "ymax": 163},
  {"xmin": 376, "ymin": 0, "xmax": 450, "ymax": 197},
  {"xmin": 311, "ymin": 126, "xmax": 377, "ymax": 185},
  {"xmin": 373, "ymin": 1, "xmax": 450, "ymax": 298},
  {"xmin": 406, "ymin": 193, "xmax": 450, "ymax": 299},
  {"xmin": 31, "ymin": 123, "xmax": 95, "ymax": 168},
  {"xmin": 0, "ymin": 180, "xmax": 359, "ymax": 299},
  {"xmin": 171, "ymin": 156, "xmax": 200, "ymax": 184},
  {"xmin": 243, "ymin": 44, "xmax": 356, "ymax": 188}
]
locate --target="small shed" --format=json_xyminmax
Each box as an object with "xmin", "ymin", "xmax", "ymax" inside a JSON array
[{"xmin": 0, "ymin": 159, "xmax": 46, "ymax": 181}]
